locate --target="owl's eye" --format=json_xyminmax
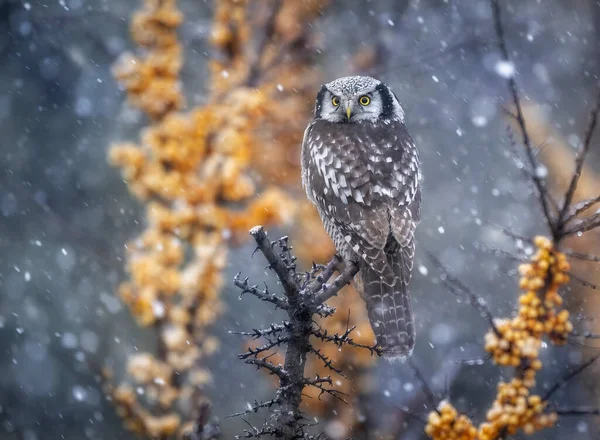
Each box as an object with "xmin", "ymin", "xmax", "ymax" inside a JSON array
[
  {"xmin": 359, "ymin": 95, "xmax": 371, "ymax": 106},
  {"xmin": 331, "ymin": 96, "xmax": 340, "ymax": 107}
]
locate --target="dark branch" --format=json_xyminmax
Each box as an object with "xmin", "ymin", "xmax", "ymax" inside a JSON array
[
  {"xmin": 227, "ymin": 398, "xmax": 282, "ymax": 418},
  {"xmin": 246, "ymin": 0, "xmax": 284, "ymax": 87},
  {"xmin": 553, "ymin": 407, "xmax": 600, "ymax": 416},
  {"xmin": 571, "ymin": 330, "xmax": 600, "ymax": 339},
  {"xmin": 229, "ymin": 322, "xmax": 291, "ymax": 339},
  {"xmin": 249, "ymin": 226, "xmax": 300, "ymax": 299},
  {"xmin": 409, "ymin": 358, "xmax": 440, "ymax": 414},
  {"xmin": 568, "ymin": 272, "xmax": 600, "ymax": 291},
  {"xmin": 306, "ymin": 254, "xmax": 342, "ymax": 292},
  {"xmin": 557, "ymin": 90, "xmax": 600, "ymax": 230},
  {"xmin": 562, "ymin": 249, "xmax": 600, "ymax": 263},
  {"xmin": 234, "ymin": 274, "xmax": 288, "ymax": 310},
  {"xmin": 543, "ymin": 354, "xmax": 600, "ymax": 401},
  {"xmin": 564, "ymin": 195, "xmax": 600, "ymax": 224},
  {"xmin": 244, "ymin": 357, "xmax": 288, "ymax": 379},
  {"xmin": 232, "ymin": 227, "xmax": 367, "ymax": 439},
  {"xmin": 491, "ymin": 0, "xmax": 556, "ymax": 236},
  {"xmin": 563, "ymin": 212, "xmax": 600, "ymax": 237},
  {"xmin": 309, "ymin": 346, "xmax": 348, "ymax": 378},
  {"xmin": 310, "ymin": 324, "xmax": 382, "ymax": 355},
  {"xmin": 311, "ymin": 260, "xmax": 360, "ymax": 306},
  {"xmin": 238, "ymin": 336, "xmax": 290, "ymax": 360},
  {"xmin": 427, "ymin": 252, "xmax": 499, "ymax": 335}
]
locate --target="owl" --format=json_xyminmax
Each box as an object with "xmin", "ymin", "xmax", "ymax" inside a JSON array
[{"xmin": 301, "ymin": 76, "xmax": 422, "ymax": 362}]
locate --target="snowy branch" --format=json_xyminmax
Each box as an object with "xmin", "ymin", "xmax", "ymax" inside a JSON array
[{"xmin": 231, "ymin": 226, "xmax": 376, "ymax": 439}]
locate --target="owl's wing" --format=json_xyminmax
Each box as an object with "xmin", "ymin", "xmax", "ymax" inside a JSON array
[
  {"xmin": 335, "ymin": 205, "xmax": 397, "ymax": 285},
  {"xmin": 390, "ymin": 185, "xmax": 421, "ymax": 247}
]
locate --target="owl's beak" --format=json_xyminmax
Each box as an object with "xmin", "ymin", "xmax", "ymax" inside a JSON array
[{"xmin": 346, "ymin": 106, "xmax": 352, "ymax": 120}]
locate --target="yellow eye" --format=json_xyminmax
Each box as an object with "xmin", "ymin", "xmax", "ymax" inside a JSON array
[
  {"xmin": 359, "ymin": 95, "xmax": 370, "ymax": 106},
  {"xmin": 332, "ymin": 96, "xmax": 340, "ymax": 106}
]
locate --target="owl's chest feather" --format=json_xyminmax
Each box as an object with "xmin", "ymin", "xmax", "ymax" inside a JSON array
[{"xmin": 302, "ymin": 120, "xmax": 419, "ymax": 208}]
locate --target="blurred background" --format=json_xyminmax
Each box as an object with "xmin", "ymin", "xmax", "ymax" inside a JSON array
[{"xmin": 1, "ymin": 0, "xmax": 600, "ymax": 439}]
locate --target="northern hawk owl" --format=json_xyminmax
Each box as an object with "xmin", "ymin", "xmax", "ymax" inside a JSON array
[{"xmin": 301, "ymin": 76, "xmax": 422, "ymax": 362}]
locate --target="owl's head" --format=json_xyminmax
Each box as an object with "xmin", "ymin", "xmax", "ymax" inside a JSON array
[{"xmin": 314, "ymin": 76, "xmax": 405, "ymax": 123}]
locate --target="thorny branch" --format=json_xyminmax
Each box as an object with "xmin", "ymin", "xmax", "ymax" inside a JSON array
[{"xmin": 231, "ymin": 226, "xmax": 374, "ymax": 439}]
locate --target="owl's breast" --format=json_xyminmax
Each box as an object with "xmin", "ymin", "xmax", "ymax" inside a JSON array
[{"xmin": 304, "ymin": 119, "xmax": 419, "ymax": 209}]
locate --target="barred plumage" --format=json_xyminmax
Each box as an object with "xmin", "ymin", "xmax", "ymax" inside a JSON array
[{"xmin": 301, "ymin": 76, "xmax": 422, "ymax": 362}]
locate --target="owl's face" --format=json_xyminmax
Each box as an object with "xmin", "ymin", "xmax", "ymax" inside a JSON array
[{"xmin": 314, "ymin": 76, "xmax": 405, "ymax": 124}]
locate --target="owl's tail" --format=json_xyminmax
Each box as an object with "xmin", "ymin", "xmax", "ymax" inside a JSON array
[{"xmin": 359, "ymin": 240, "xmax": 415, "ymax": 363}]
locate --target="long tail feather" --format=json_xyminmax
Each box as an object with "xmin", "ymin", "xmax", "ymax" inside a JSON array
[{"xmin": 360, "ymin": 238, "xmax": 415, "ymax": 362}]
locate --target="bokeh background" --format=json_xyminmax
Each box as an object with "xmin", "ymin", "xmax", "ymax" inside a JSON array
[{"xmin": 2, "ymin": 0, "xmax": 600, "ymax": 439}]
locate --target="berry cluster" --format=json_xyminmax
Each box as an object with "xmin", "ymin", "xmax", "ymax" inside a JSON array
[
  {"xmin": 479, "ymin": 379, "xmax": 557, "ymax": 439},
  {"xmin": 484, "ymin": 236, "xmax": 572, "ymax": 384},
  {"xmin": 425, "ymin": 236, "xmax": 572, "ymax": 440},
  {"xmin": 425, "ymin": 401, "xmax": 478, "ymax": 440}
]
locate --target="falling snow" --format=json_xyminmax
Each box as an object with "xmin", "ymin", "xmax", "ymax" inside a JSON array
[
  {"xmin": 494, "ymin": 60, "xmax": 516, "ymax": 78},
  {"xmin": 2, "ymin": 2, "xmax": 595, "ymax": 439}
]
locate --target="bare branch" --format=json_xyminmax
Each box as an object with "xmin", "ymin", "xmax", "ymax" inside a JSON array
[
  {"xmin": 238, "ymin": 336, "xmax": 290, "ymax": 360},
  {"xmin": 230, "ymin": 322, "xmax": 291, "ymax": 339},
  {"xmin": 563, "ymin": 212, "xmax": 600, "ymax": 237},
  {"xmin": 244, "ymin": 357, "xmax": 288, "ymax": 379},
  {"xmin": 309, "ymin": 346, "xmax": 348, "ymax": 378},
  {"xmin": 567, "ymin": 272, "xmax": 600, "ymax": 291},
  {"xmin": 232, "ymin": 227, "xmax": 364, "ymax": 439},
  {"xmin": 557, "ymin": 90, "xmax": 600, "ymax": 229},
  {"xmin": 564, "ymin": 195, "xmax": 600, "ymax": 224},
  {"xmin": 311, "ymin": 261, "xmax": 360, "ymax": 305},
  {"xmin": 427, "ymin": 252, "xmax": 499, "ymax": 335},
  {"xmin": 249, "ymin": 226, "xmax": 300, "ymax": 299},
  {"xmin": 553, "ymin": 407, "xmax": 600, "ymax": 416},
  {"xmin": 570, "ymin": 330, "xmax": 600, "ymax": 339},
  {"xmin": 227, "ymin": 398, "xmax": 282, "ymax": 418},
  {"xmin": 303, "ymin": 375, "xmax": 348, "ymax": 403},
  {"xmin": 408, "ymin": 358, "xmax": 440, "ymax": 414},
  {"xmin": 306, "ymin": 254, "xmax": 342, "ymax": 293},
  {"xmin": 234, "ymin": 273, "xmax": 288, "ymax": 310},
  {"xmin": 561, "ymin": 249, "xmax": 600, "ymax": 263},
  {"xmin": 491, "ymin": 0, "xmax": 556, "ymax": 236},
  {"xmin": 543, "ymin": 354, "xmax": 600, "ymax": 401},
  {"xmin": 310, "ymin": 324, "xmax": 382, "ymax": 355}
]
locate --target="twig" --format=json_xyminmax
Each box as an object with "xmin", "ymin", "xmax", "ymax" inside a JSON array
[
  {"xmin": 564, "ymin": 195, "xmax": 600, "ymax": 224},
  {"xmin": 246, "ymin": 0, "xmax": 284, "ymax": 87},
  {"xmin": 227, "ymin": 398, "xmax": 282, "ymax": 418},
  {"xmin": 427, "ymin": 252, "xmax": 499, "ymax": 334},
  {"xmin": 409, "ymin": 358, "xmax": 440, "ymax": 414},
  {"xmin": 570, "ymin": 330, "xmax": 600, "ymax": 339},
  {"xmin": 309, "ymin": 346, "xmax": 348, "ymax": 378},
  {"xmin": 568, "ymin": 272, "xmax": 600, "ymax": 291},
  {"xmin": 562, "ymin": 212, "xmax": 600, "ymax": 237},
  {"xmin": 543, "ymin": 354, "xmax": 600, "ymax": 401},
  {"xmin": 312, "ymin": 261, "xmax": 360, "ymax": 306},
  {"xmin": 557, "ymin": 90, "xmax": 600, "ymax": 231},
  {"xmin": 249, "ymin": 226, "xmax": 300, "ymax": 299},
  {"xmin": 561, "ymin": 249, "xmax": 600, "ymax": 262},
  {"xmin": 229, "ymin": 322, "xmax": 291, "ymax": 339},
  {"xmin": 235, "ymin": 274, "xmax": 288, "ymax": 310},
  {"xmin": 491, "ymin": 0, "xmax": 556, "ymax": 237},
  {"xmin": 244, "ymin": 357, "xmax": 288, "ymax": 378},
  {"xmin": 306, "ymin": 255, "xmax": 342, "ymax": 292},
  {"xmin": 239, "ymin": 336, "xmax": 290, "ymax": 359},
  {"xmin": 553, "ymin": 407, "xmax": 600, "ymax": 416}
]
